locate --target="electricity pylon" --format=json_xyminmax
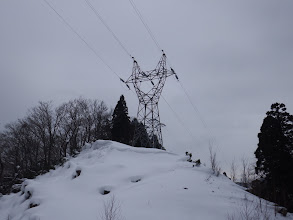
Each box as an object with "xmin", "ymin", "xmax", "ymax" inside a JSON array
[{"xmin": 123, "ymin": 51, "xmax": 178, "ymax": 149}]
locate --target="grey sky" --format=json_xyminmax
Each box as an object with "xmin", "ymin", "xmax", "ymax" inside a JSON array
[{"xmin": 1, "ymin": 0, "xmax": 293, "ymax": 172}]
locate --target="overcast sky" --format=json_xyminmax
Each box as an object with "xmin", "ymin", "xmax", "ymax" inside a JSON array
[{"xmin": 1, "ymin": 0, "xmax": 293, "ymax": 172}]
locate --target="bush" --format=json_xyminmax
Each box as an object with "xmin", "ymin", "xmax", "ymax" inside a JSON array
[
  {"xmin": 100, "ymin": 195, "xmax": 123, "ymax": 220},
  {"xmin": 227, "ymin": 195, "xmax": 273, "ymax": 220},
  {"xmin": 209, "ymin": 146, "xmax": 221, "ymax": 176}
]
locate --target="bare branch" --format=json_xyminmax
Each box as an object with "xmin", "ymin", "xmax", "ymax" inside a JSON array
[{"xmin": 100, "ymin": 195, "xmax": 123, "ymax": 220}]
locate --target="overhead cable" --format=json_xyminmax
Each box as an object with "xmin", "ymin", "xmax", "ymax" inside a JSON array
[
  {"xmin": 42, "ymin": 0, "xmax": 122, "ymax": 80},
  {"xmin": 128, "ymin": 0, "xmax": 161, "ymax": 52},
  {"xmin": 178, "ymin": 80, "xmax": 218, "ymax": 146},
  {"xmin": 127, "ymin": 0, "xmax": 219, "ymax": 148},
  {"xmin": 41, "ymin": 0, "xmax": 203, "ymax": 147},
  {"xmin": 84, "ymin": 0, "xmax": 132, "ymax": 58},
  {"xmin": 161, "ymin": 95, "xmax": 198, "ymax": 142}
]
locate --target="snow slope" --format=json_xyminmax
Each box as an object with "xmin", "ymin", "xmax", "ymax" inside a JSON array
[{"xmin": 0, "ymin": 140, "xmax": 292, "ymax": 220}]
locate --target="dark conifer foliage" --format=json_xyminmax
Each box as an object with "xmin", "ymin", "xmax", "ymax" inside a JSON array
[
  {"xmin": 254, "ymin": 102, "xmax": 293, "ymax": 211},
  {"xmin": 266, "ymin": 103, "xmax": 293, "ymax": 155},
  {"xmin": 111, "ymin": 95, "xmax": 131, "ymax": 145},
  {"xmin": 255, "ymin": 116, "xmax": 290, "ymax": 180},
  {"xmin": 130, "ymin": 118, "xmax": 150, "ymax": 148},
  {"xmin": 130, "ymin": 118, "xmax": 165, "ymax": 150}
]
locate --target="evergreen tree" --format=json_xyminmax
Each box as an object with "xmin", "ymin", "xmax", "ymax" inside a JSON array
[
  {"xmin": 266, "ymin": 103, "xmax": 293, "ymax": 155},
  {"xmin": 254, "ymin": 103, "xmax": 293, "ymax": 211},
  {"xmin": 150, "ymin": 134, "xmax": 164, "ymax": 150},
  {"xmin": 130, "ymin": 118, "xmax": 150, "ymax": 148},
  {"xmin": 111, "ymin": 95, "xmax": 131, "ymax": 145},
  {"xmin": 255, "ymin": 116, "xmax": 290, "ymax": 181},
  {"xmin": 130, "ymin": 118, "xmax": 165, "ymax": 150}
]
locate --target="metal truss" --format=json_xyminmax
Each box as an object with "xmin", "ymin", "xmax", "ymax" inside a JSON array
[{"xmin": 124, "ymin": 52, "xmax": 177, "ymax": 149}]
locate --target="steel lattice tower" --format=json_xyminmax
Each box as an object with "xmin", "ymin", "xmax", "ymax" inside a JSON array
[{"xmin": 124, "ymin": 52, "xmax": 177, "ymax": 149}]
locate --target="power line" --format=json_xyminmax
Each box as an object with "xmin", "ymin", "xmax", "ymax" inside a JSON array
[
  {"xmin": 42, "ymin": 0, "xmax": 207, "ymax": 148},
  {"xmin": 127, "ymin": 0, "xmax": 219, "ymax": 148},
  {"xmin": 124, "ymin": 1, "xmax": 201, "ymax": 143},
  {"xmin": 84, "ymin": 0, "xmax": 132, "ymax": 58},
  {"xmin": 178, "ymin": 81, "xmax": 208, "ymax": 128},
  {"xmin": 161, "ymin": 95, "xmax": 199, "ymax": 142},
  {"xmin": 41, "ymin": 0, "xmax": 122, "ymax": 80},
  {"xmin": 168, "ymin": 56, "xmax": 219, "ymax": 147},
  {"xmin": 41, "ymin": 0, "xmax": 191, "ymax": 141},
  {"xmin": 84, "ymin": 0, "xmax": 198, "ymax": 144},
  {"xmin": 128, "ymin": 0, "xmax": 161, "ymax": 52},
  {"xmin": 178, "ymin": 80, "xmax": 218, "ymax": 147}
]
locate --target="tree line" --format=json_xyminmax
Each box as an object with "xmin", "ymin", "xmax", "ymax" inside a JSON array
[
  {"xmin": 0, "ymin": 98, "xmax": 112, "ymax": 194},
  {"xmin": 3, "ymin": 95, "xmax": 291, "ymax": 213},
  {"xmin": 0, "ymin": 95, "xmax": 163, "ymax": 195}
]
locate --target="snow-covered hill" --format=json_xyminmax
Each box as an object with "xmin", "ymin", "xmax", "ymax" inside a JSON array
[{"xmin": 0, "ymin": 140, "xmax": 291, "ymax": 220}]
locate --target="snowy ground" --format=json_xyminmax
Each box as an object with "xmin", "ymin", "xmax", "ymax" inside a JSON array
[{"xmin": 0, "ymin": 140, "xmax": 292, "ymax": 220}]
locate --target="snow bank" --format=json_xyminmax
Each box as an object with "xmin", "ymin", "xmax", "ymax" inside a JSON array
[{"xmin": 0, "ymin": 140, "xmax": 291, "ymax": 220}]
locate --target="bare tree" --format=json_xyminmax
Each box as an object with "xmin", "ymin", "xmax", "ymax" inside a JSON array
[
  {"xmin": 92, "ymin": 100, "xmax": 112, "ymax": 141},
  {"xmin": 100, "ymin": 195, "xmax": 123, "ymax": 220},
  {"xmin": 230, "ymin": 158, "xmax": 237, "ymax": 182},
  {"xmin": 0, "ymin": 97, "xmax": 113, "ymax": 195},
  {"xmin": 241, "ymin": 157, "xmax": 249, "ymax": 186},
  {"xmin": 209, "ymin": 146, "xmax": 221, "ymax": 176},
  {"xmin": 240, "ymin": 157, "xmax": 256, "ymax": 187},
  {"xmin": 26, "ymin": 101, "xmax": 64, "ymax": 171},
  {"xmin": 227, "ymin": 195, "xmax": 272, "ymax": 220}
]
